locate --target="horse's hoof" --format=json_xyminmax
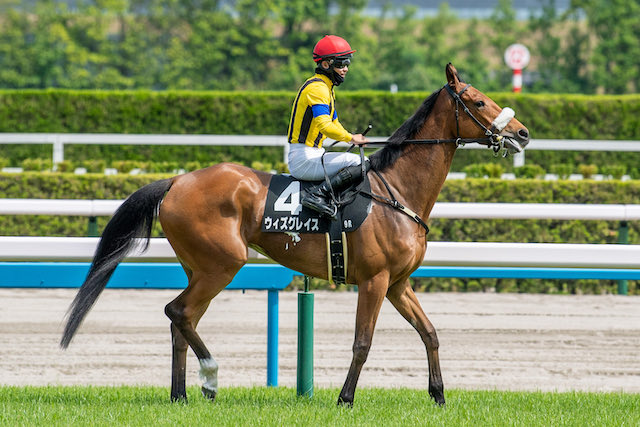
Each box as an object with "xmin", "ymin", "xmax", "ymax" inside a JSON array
[
  {"xmin": 170, "ymin": 394, "xmax": 188, "ymax": 404},
  {"xmin": 429, "ymin": 390, "xmax": 446, "ymax": 407},
  {"xmin": 201, "ymin": 386, "xmax": 217, "ymax": 402},
  {"xmin": 337, "ymin": 396, "xmax": 353, "ymax": 408}
]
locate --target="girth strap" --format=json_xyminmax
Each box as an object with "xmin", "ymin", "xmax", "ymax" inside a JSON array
[{"xmin": 363, "ymin": 169, "xmax": 430, "ymax": 234}]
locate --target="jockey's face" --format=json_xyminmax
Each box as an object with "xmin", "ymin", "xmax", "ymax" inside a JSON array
[
  {"xmin": 320, "ymin": 59, "xmax": 349, "ymax": 79},
  {"xmin": 333, "ymin": 63, "xmax": 349, "ymax": 79}
]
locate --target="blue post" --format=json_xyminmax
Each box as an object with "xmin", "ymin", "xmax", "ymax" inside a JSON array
[{"xmin": 266, "ymin": 289, "xmax": 279, "ymax": 386}]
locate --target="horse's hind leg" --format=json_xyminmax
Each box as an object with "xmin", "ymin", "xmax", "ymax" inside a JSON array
[
  {"xmin": 170, "ymin": 323, "xmax": 189, "ymax": 402},
  {"xmin": 169, "ymin": 299, "xmax": 212, "ymax": 401},
  {"xmin": 169, "ymin": 290, "xmax": 214, "ymax": 402},
  {"xmin": 170, "ymin": 261, "xmax": 193, "ymax": 402},
  {"xmin": 386, "ymin": 279, "xmax": 445, "ymax": 406},
  {"xmin": 165, "ymin": 265, "xmax": 243, "ymax": 402}
]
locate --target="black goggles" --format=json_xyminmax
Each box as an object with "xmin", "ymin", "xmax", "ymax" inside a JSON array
[{"xmin": 332, "ymin": 57, "xmax": 351, "ymax": 68}]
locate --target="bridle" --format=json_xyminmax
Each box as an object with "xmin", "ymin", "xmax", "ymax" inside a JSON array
[
  {"xmin": 329, "ymin": 83, "xmax": 522, "ymax": 233},
  {"xmin": 443, "ymin": 83, "xmax": 519, "ymax": 155},
  {"xmin": 362, "ymin": 83, "xmax": 520, "ymax": 156},
  {"xmin": 345, "ymin": 83, "xmax": 520, "ymax": 233},
  {"xmin": 443, "ymin": 83, "xmax": 503, "ymax": 149}
]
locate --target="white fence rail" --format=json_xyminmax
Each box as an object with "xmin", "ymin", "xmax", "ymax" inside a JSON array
[
  {"xmin": 1, "ymin": 199, "xmax": 639, "ymax": 268},
  {"xmin": 431, "ymin": 203, "xmax": 640, "ymax": 221},
  {"xmin": 3, "ymin": 199, "xmax": 640, "ymax": 221},
  {"xmin": 2, "ymin": 133, "xmax": 640, "ymax": 165},
  {"xmin": 0, "ymin": 199, "xmax": 122, "ymax": 216},
  {"xmin": 0, "ymin": 236, "xmax": 638, "ymax": 269}
]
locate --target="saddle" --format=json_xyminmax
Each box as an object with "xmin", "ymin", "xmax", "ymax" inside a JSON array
[{"xmin": 262, "ymin": 174, "xmax": 373, "ymax": 284}]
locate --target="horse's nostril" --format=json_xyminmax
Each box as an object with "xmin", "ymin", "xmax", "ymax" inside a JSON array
[{"xmin": 518, "ymin": 128, "xmax": 529, "ymax": 140}]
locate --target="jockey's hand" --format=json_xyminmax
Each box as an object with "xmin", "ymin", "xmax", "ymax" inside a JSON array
[{"xmin": 351, "ymin": 134, "xmax": 369, "ymax": 145}]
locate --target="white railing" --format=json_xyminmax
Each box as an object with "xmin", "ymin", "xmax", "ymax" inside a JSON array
[
  {"xmin": 2, "ymin": 199, "xmax": 640, "ymax": 221},
  {"xmin": 1, "ymin": 200, "xmax": 638, "ymax": 268},
  {"xmin": 0, "ymin": 133, "xmax": 290, "ymax": 164},
  {"xmin": 431, "ymin": 202, "xmax": 640, "ymax": 221},
  {"xmin": 0, "ymin": 199, "xmax": 122, "ymax": 216},
  {"xmin": 2, "ymin": 133, "xmax": 640, "ymax": 165},
  {"xmin": 0, "ymin": 236, "xmax": 638, "ymax": 269}
]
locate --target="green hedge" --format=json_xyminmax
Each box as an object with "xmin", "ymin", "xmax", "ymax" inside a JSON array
[
  {"xmin": 431, "ymin": 179, "xmax": 640, "ymax": 245},
  {"xmin": 1, "ymin": 90, "xmax": 639, "ymax": 137},
  {"xmin": 1, "ymin": 158, "xmax": 289, "ymax": 174},
  {"xmin": 2, "ymin": 173, "xmax": 639, "ymax": 241},
  {"xmin": 429, "ymin": 178, "xmax": 640, "ymax": 295},
  {"xmin": 0, "ymin": 173, "xmax": 163, "ymax": 236},
  {"xmin": 0, "ymin": 172, "xmax": 638, "ymax": 294},
  {"xmin": 1, "ymin": 90, "xmax": 640, "ymax": 171}
]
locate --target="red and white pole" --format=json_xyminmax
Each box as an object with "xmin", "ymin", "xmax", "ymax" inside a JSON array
[
  {"xmin": 504, "ymin": 44, "xmax": 529, "ymax": 93},
  {"xmin": 512, "ymin": 69, "xmax": 523, "ymax": 93}
]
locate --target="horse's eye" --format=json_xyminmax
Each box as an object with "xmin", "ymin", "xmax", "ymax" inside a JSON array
[{"xmin": 475, "ymin": 100, "xmax": 485, "ymax": 108}]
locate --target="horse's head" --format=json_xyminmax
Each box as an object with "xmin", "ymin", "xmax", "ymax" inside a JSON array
[{"xmin": 445, "ymin": 63, "xmax": 530, "ymax": 154}]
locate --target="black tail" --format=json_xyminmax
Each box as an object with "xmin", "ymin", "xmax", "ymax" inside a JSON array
[{"xmin": 60, "ymin": 178, "xmax": 173, "ymax": 348}]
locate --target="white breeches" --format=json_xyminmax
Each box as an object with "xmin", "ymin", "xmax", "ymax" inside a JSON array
[{"xmin": 287, "ymin": 143, "xmax": 363, "ymax": 181}]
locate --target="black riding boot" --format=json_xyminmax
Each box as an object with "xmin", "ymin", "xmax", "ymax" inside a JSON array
[{"xmin": 302, "ymin": 161, "xmax": 370, "ymax": 218}]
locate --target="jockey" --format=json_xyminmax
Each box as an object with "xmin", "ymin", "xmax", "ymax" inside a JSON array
[{"xmin": 287, "ymin": 35, "xmax": 369, "ymax": 218}]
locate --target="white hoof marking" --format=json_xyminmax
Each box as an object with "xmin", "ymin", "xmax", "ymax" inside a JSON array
[{"xmin": 199, "ymin": 357, "xmax": 219, "ymax": 394}]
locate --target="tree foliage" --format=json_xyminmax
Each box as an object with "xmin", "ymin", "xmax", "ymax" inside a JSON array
[
  {"xmin": 570, "ymin": 0, "xmax": 640, "ymax": 94},
  {"xmin": 0, "ymin": 0, "xmax": 639, "ymax": 93}
]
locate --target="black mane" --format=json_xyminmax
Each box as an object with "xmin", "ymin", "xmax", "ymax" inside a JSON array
[{"xmin": 369, "ymin": 87, "xmax": 443, "ymax": 172}]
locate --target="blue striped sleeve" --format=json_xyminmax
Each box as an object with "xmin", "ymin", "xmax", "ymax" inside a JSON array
[
  {"xmin": 311, "ymin": 104, "xmax": 331, "ymax": 117},
  {"xmin": 332, "ymin": 110, "xmax": 338, "ymax": 120}
]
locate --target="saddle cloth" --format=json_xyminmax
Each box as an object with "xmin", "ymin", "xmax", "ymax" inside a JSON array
[{"xmin": 261, "ymin": 174, "xmax": 372, "ymax": 234}]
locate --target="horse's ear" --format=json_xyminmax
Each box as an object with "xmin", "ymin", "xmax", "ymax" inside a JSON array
[{"xmin": 446, "ymin": 63, "xmax": 459, "ymax": 87}]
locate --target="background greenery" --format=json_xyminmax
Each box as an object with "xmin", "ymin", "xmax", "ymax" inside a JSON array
[
  {"xmin": 1, "ymin": 1, "xmax": 639, "ymax": 295},
  {"xmin": 3, "ymin": 173, "xmax": 639, "ymax": 242},
  {"xmin": 0, "ymin": 0, "xmax": 639, "ymax": 94},
  {"xmin": 1, "ymin": 90, "xmax": 639, "ymax": 174}
]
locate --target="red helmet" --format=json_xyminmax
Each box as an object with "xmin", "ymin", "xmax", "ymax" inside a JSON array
[{"xmin": 313, "ymin": 35, "xmax": 355, "ymax": 63}]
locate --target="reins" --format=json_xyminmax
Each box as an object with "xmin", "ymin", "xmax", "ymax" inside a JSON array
[{"xmin": 358, "ymin": 84, "xmax": 512, "ymax": 155}]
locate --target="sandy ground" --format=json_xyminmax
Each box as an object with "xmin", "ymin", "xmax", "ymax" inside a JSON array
[{"xmin": 0, "ymin": 289, "xmax": 639, "ymax": 394}]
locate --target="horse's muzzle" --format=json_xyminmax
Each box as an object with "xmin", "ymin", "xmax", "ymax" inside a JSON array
[{"xmin": 503, "ymin": 127, "xmax": 530, "ymax": 154}]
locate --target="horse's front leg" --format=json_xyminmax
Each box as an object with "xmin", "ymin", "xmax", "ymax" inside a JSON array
[
  {"xmin": 338, "ymin": 274, "xmax": 388, "ymax": 406},
  {"xmin": 386, "ymin": 279, "xmax": 445, "ymax": 406}
]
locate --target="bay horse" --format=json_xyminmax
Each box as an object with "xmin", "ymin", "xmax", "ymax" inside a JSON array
[{"xmin": 60, "ymin": 63, "xmax": 529, "ymax": 407}]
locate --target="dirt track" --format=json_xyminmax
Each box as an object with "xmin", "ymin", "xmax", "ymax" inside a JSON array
[{"xmin": 1, "ymin": 289, "xmax": 638, "ymax": 393}]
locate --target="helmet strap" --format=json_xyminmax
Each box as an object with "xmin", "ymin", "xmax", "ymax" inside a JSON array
[
  {"xmin": 315, "ymin": 61, "xmax": 344, "ymax": 86},
  {"xmin": 331, "ymin": 69, "xmax": 345, "ymax": 86}
]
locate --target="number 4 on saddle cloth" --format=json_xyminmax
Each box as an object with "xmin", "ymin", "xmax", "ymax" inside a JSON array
[
  {"xmin": 262, "ymin": 174, "xmax": 372, "ymax": 234},
  {"xmin": 262, "ymin": 174, "xmax": 373, "ymax": 284}
]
